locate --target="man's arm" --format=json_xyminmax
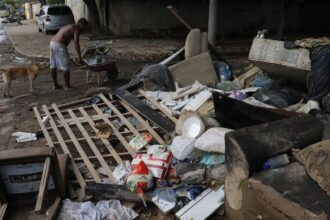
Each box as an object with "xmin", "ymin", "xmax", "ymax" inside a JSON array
[{"xmin": 74, "ymin": 28, "xmax": 82, "ymax": 63}]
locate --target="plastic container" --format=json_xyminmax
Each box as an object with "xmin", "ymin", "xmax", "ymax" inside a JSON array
[{"xmin": 263, "ymin": 154, "xmax": 290, "ymax": 170}]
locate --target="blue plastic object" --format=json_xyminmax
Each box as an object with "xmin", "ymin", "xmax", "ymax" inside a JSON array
[{"xmin": 214, "ymin": 61, "xmax": 232, "ymax": 81}]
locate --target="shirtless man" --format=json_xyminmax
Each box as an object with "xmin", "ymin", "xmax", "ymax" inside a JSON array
[{"xmin": 49, "ymin": 18, "xmax": 88, "ymax": 89}]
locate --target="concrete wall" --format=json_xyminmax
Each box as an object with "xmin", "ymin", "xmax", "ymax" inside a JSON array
[
  {"xmin": 67, "ymin": 0, "xmax": 330, "ymax": 39},
  {"xmin": 66, "ymin": 0, "xmax": 87, "ymax": 22},
  {"xmin": 25, "ymin": 2, "xmax": 41, "ymax": 20},
  {"xmin": 107, "ymin": 0, "xmax": 330, "ymax": 39}
]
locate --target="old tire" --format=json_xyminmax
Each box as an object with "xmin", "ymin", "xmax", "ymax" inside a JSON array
[{"xmin": 107, "ymin": 66, "xmax": 118, "ymax": 82}]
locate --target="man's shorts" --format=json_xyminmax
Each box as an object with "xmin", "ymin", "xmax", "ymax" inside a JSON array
[{"xmin": 49, "ymin": 41, "xmax": 70, "ymax": 71}]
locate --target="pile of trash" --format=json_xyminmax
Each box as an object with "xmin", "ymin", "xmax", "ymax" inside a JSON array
[{"xmin": 3, "ymin": 24, "xmax": 330, "ymax": 219}]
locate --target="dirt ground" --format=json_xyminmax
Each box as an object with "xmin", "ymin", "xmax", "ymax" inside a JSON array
[
  {"xmin": 4, "ymin": 20, "xmax": 184, "ymax": 61},
  {"xmin": 0, "ymin": 23, "xmax": 149, "ymax": 152},
  {"xmin": 0, "ymin": 19, "xmax": 246, "ymax": 219}
]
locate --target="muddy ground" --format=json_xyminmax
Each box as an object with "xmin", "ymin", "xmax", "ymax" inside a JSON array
[
  {"xmin": 0, "ymin": 21, "xmax": 244, "ymax": 219},
  {"xmin": 0, "ymin": 25, "xmax": 150, "ymax": 152}
]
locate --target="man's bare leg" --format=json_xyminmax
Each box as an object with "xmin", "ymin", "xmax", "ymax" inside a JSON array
[
  {"xmin": 51, "ymin": 68, "xmax": 62, "ymax": 89},
  {"xmin": 64, "ymin": 70, "xmax": 71, "ymax": 90}
]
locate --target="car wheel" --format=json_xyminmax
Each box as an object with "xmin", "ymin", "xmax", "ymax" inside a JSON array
[
  {"xmin": 37, "ymin": 24, "xmax": 41, "ymax": 32},
  {"xmin": 43, "ymin": 24, "xmax": 48, "ymax": 35},
  {"xmin": 107, "ymin": 66, "xmax": 119, "ymax": 82}
]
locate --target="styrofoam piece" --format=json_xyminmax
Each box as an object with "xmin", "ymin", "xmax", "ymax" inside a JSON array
[
  {"xmin": 152, "ymin": 195, "xmax": 176, "ymax": 213},
  {"xmin": 42, "ymin": 116, "xmax": 49, "ymax": 124},
  {"xmin": 176, "ymin": 186, "xmax": 225, "ymax": 220},
  {"xmin": 183, "ymin": 90, "xmax": 212, "ymax": 111},
  {"xmin": 182, "ymin": 115, "xmax": 205, "ymax": 139},
  {"xmin": 12, "ymin": 132, "xmax": 37, "ymax": 143}
]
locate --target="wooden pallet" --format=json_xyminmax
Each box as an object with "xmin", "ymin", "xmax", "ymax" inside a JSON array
[{"xmin": 34, "ymin": 93, "xmax": 176, "ymax": 195}]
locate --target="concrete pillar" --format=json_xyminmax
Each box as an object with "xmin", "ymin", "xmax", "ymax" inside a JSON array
[{"xmin": 208, "ymin": 0, "xmax": 218, "ymax": 46}]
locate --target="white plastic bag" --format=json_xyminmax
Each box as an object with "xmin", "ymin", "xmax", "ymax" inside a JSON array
[
  {"xmin": 170, "ymin": 136, "xmax": 196, "ymax": 160},
  {"xmin": 195, "ymin": 127, "xmax": 233, "ymax": 153},
  {"xmin": 112, "ymin": 161, "xmax": 132, "ymax": 185}
]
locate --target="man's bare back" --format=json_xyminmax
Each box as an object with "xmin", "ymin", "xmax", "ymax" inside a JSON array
[
  {"xmin": 49, "ymin": 18, "xmax": 88, "ymax": 89},
  {"xmin": 52, "ymin": 24, "xmax": 80, "ymax": 46}
]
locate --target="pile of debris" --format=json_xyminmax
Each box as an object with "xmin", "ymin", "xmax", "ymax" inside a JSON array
[{"xmin": 1, "ymin": 13, "xmax": 330, "ymax": 220}]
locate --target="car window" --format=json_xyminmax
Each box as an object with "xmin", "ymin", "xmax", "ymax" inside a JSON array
[
  {"xmin": 39, "ymin": 9, "xmax": 45, "ymax": 16},
  {"xmin": 48, "ymin": 7, "xmax": 72, "ymax": 15},
  {"xmin": 0, "ymin": 5, "xmax": 7, "ymax": 10}
]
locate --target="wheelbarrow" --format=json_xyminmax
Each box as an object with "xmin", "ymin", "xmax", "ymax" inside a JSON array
[{"xmin": 81, "ymin": 41, "xmax": 119, "ymax": 85}]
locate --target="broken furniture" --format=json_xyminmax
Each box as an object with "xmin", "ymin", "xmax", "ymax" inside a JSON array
[
  {"xmin": 169, "ymin": 52, "xmax": 218, "ymax": 87},
  {"xmin": 213, "ymin": 92, "xmax": 299, "ymax": 129},
  {"xmin": 33, "ymin": 92, "xmax": 176, "ymax": 197},
  {"xmin": 224, "ymin": 115, "xmax": 326, "ymax": 220},
  {"xmin": 81, "ymin": 41, "xmax": 119, "ymax": 85},
  {"xmin": 249, "ymin": 38, "xmax": 311, "ymax": 85},
  {"xmin": 0, "ymin": 147, "xmax": 64, "ymax": 217}
]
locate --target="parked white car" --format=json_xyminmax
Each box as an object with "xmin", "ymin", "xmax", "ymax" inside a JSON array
[{"xmin": 36, "ymin": 5, "xmax": 75, "ymax": 35}]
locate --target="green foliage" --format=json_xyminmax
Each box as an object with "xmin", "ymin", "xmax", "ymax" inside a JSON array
[
  {"xmin": 46, "ymin": 0, "xmax": 64, "ymax": 4},
  {"xmin": 3, "ymin": 0, "xmax": 19, "ymax": 9}
]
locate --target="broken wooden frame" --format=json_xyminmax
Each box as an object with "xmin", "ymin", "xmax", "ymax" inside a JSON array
[
  {"xmin": 34, "ymin": 92, "xmax": 177, "ymax": 196},
  {"xmin": 0, "ymin": 147, "xmax": 60, "ymax": 215},
  {"xmin": 0, "ymin": 180, "xmax": 7, "ymax": 220}
]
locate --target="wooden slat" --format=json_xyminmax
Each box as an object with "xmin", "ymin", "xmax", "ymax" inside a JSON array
[
  {"xmin": 42, "ymin": 105, "xmax": 86, "ymax": 190},
  {"xmin": 119, "ymin": 100, "xmax": 165, "ymax": 145},
  {"xmin": 0, "ymin": 147, "xmax": 53, "ymax": 163},
  {"xmin": 92, "ymin": 104, "xmax": 136, "ymax": 156},
  {"xmin": 138, "ymin": 89, "xmax": 178, "ymax": 123},
  {"xmin": 33, "ymin": 107, "xmax": 54, "ymax": 147},
  {"xmin": 39, "ymin": 102, "xmax": 107, "ymax": 117},
  {"xmin": 0, "ymin": 203, "xmax": 8, "ymax": 220},
  {"xmin": 46, "ymin": 197, "xmax": 62, "ymax": 220},
  {"xmin": 74, "ymin": 152, "xmax": 130, "ymax": 162},
  {"xmin": 52, "ymin": 104, "xmax": 101, "ymax": 183},
  {"xmin": 43, "ymin": 112, "xmax": 133, "ymax": 131},
  {"xmin": 47, "ymin": 127, "xmax": 161, "ymax": 146},
  {"xmin": 79, "ymin": 108, "xmax": 124, "ymax": 165},
  {"xmin": 99, "ymin": 94, "xmax": 141, "ymax": 137},
  {"xmin": 68, "ymin": 109, "xmax": 114, "ymax": 180},
  {"xmin": 35, "ymin": 157, "xmax": 52, "ymax": 213}
]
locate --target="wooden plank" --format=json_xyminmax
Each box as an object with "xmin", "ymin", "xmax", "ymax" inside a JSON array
[
  {"xmin": 43, "ymin": 111, "xmax": 133, "ymax": 131},
  {"xmin": 33, "ymin": 107, "xmax": 54, "ymax": 147},
  {"xmin": 35, "ymin": 157, "xmax": 52, "ymax": 214},
  {"xmin": 55, "ymin": 154, "xmax": 68, "ymax": 198},
  {"xmin": 0, "ymin": 147, "xmax": 53, "ymax": 163},
  {"xmin": 74, "ymin": 152, "xmax": 131, "ymax": 162},
  {"xmin": 52, "ymin": 104, "xmax": 101, "ymax": 183},
  {"xmin": 92, "ymin": 104, "xmax": 136, "ymax": 156},
  {"xmin": 39, "ymin": 102, "xmax": 107, "ymax": 117},
  {"xmin": 42, "ymin": 105, "xmax": 86, "ymax": 190},
  {"xmin": 99, "ymin": 94, "xmax": 141, "ymax": 137},
  {"xmin": 79, "ymin": 108, "xmax": 124, "ymax": 165},
  {"xmin": 138, "ymin": 89, "xmax": 178, "ymax": 123},
  {"xmin": 47, "ymin": 127, "xmax": 160, "ymax": 146},
  {"xmin": 0, "ymin": 203, "xmax": 8, "ymax": 220},
  {"xmin": 119, "ymin": 100, "xmax": 165, "ymax": 145},
  {"xmin": 46, "ymin": 197, "xmax": 62, "ymax": 220},
  {"xmin": 68, "ymin": 109, "xmax": 114, "ymax": 181},
  {"xmin": 116, "ymin": 89, "xmax": 175, "ymax": 132}
]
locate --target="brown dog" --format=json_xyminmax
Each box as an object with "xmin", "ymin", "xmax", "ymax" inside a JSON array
[{"xmin": 1, "ymin": 62, "xmax": 48, "ymax": 98}]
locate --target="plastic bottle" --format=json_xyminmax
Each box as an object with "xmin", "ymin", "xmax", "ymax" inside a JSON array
[
  {"xmin": 262, "ymin": 154, "xmax": 290, "ymax": 170},
  {"xmin": 214, "ymin": 61, "xmax": 232, "ymax": 81}
]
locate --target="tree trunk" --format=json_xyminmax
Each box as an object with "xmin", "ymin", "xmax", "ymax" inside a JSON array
[{"xmin": 83, "ymin": 0, "xmax": 102, "ymax": 34}]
